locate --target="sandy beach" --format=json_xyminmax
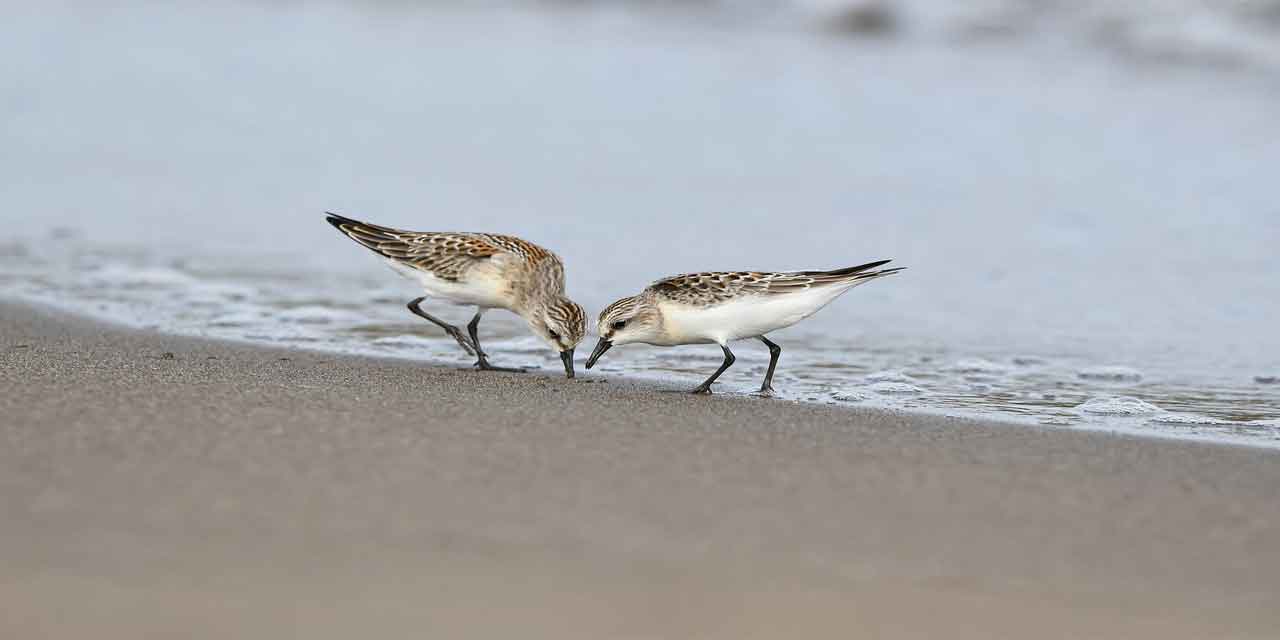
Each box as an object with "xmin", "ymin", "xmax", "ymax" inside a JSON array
[{"xmin": 0, "ymin": 300, "xmax": 1277, "ymax": 638}]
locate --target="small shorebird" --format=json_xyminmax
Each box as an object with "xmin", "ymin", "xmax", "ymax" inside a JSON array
[
  {"xmin": 585, "ymin": 260, "xmax": 903, "ymax": 394},
  {"xmin": 325, "ymin": 213, "xmax": 586, "ymax": 378}
]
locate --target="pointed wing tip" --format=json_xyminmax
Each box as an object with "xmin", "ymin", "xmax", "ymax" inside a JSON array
[
  {"xmin": 818, "ymin": 259, "xmax": 895, "ymax": 278},
  {"xmin": 324, "ymin": 212, "xmax": 359, "ymax": 229}
]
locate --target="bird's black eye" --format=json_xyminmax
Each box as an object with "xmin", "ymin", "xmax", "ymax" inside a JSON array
[
  {"xmin": 611, "ymin": 321, "xmax": 627, "ymax": 330},
  {"xmin": 548, "ymin": 330, "xmax": 560, "ymax": 341}
]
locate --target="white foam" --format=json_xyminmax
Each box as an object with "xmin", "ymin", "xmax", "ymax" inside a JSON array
[
  {"xmin": 1112, "ymin": 8, "xmax": 1280, "ymax": 69},
  {"xmin": 943, "ymin": 358, "xmax": 1006, "ymax": 375},
  {"xmin": 499, "ymin": 335, "xmax": 554, "ymax": 354},
  {"xmin": 865, "ymin": 369, "xmax": 915, "ymax": 383},
  {"xmin": 837, "ymin": 0, "xmax": 1280, "ymax": 72},
  {"xmin": 277, "ymin": 306, "xmax": 362, "ymax": 325},
  {"xmin": 831, "ymin": 390, "xmax": 873, "ymax": 403},
  {"xmin": 208, "ymin": 311, "xmax": 266, "ymax": 327},
  {"xmin": 1077, "ymin": 396, "xmax": 1162, "ymax": 416},
  {"xmin": 867, "ymin": 381, "xmax": 924, "ymax": 395}
]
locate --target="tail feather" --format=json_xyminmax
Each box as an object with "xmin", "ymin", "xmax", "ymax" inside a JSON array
[
  {"xmin": 324, "ymin": 212, "xmax": 409, "ymax": 258},
  {"xmin": 804, "ymin": 260, "xmax": 904, "ymax": 286}
]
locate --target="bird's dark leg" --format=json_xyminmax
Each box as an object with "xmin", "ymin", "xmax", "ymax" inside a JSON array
[
  {"xmin": 407, "ymin": 297, "xmax": 475, "ymax": 356},
  {"xmin": 466, "ymin": 312, "xmax": 487, "ymax": 360},
  {"xmin": 466, "ymin": 310, "xmax": 524, "ymax": 373},
  {"xmin": 758, "ymin": 335, "xmax": 781, "ymax": 394},
  {"xmin": 691, "ymin": 344, "xmax": 736, "ymax": 394}
]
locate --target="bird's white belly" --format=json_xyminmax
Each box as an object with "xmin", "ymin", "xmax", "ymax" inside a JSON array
[
  {"xmin": 659, "ymin": 287, "xmax": 847, "ymax": 346},
  {"xmin": 386, "ymin": 259, "xmax": 513, "ymax": 310}
]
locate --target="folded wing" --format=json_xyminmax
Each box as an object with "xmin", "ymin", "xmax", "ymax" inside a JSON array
[
  {"xmin": 326, "ymin": 212, "xmax": 509, "ymax": 281},
  {"xmin": 649, "ymin": 259, "xmax": 902, "ymax": 307}
]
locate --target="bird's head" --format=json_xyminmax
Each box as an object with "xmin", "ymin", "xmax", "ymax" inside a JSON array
[
  {"xmin": 585, "ymin": 295, "xmax": 661, "ymax": 369},
  {"xmin": 528, "ymin": 296, "xmax": 587, "ymax": 378}
]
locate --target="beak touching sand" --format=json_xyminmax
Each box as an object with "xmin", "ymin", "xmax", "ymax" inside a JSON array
[
  {"xmin": 585, "ymin": 338, "xmax": 612, "ymax": 370},
  {"xmin": 560, "ymin": 349, "xmax": 575, "ymax": 379}
]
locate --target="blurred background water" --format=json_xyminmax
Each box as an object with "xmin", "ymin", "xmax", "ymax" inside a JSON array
[{"xmin": 2, "ymin": 1, "xmax": 1278, "ymax": 445}]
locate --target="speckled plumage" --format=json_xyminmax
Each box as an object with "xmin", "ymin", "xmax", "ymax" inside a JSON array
[
  {"xmin": 326, "ymin": 212, "xmax": 585, "ymax": 375},
  {"xmin": 328, "ymin": 216, "xmax": 556, "ymax": 285},
  {"xmin": 648, "ymin": 261, "xmax": 903, "ymax": 306},
  {"xmin": 588, "ymin": 260, "xmax": 904, "ymax": 393}
]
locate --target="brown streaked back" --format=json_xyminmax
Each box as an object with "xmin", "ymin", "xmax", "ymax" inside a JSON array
[{"xmin": 325, "ymin": 212, "xmax": 555, "ymax": 282}]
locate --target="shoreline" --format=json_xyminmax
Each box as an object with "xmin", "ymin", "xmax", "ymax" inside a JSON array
[
  {"xmin": 3, "ymin": 300, "xmax": 1279, "ymax": 638},
  {"xmin": 7, "ymin": 293, "xmax": 1275, "ymax": 451}
]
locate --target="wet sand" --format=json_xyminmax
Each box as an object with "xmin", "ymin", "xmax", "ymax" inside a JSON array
[{"xmin": 1, "ymin": 300, "xmax": 1278, "ymax": 639}]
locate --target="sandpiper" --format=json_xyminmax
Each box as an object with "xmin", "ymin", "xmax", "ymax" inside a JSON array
[
  {"xmin": 585, "ymin": 260, "xmax": 903, "ymax": 393},
  {"xmin": 325, "ymin": 213, "xmax": 586, "ymax": 377}
]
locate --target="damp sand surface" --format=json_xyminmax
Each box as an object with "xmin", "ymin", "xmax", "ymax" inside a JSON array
[{"xmin": 2, "ymin": 301, "xmax": 1279, "ymax": 639}]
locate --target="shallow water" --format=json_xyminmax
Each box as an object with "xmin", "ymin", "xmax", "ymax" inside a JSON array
[{"xmin": 2, "ymin": 2, "xmax": 1279, "ymax": 446}]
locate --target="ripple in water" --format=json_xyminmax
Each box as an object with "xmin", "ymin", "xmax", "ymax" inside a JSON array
[{"xmin": 1078, "ymin": 366, "xmax": 1144, "ymax": 382}]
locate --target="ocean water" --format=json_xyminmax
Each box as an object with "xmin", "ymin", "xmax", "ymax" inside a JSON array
[{"xmin": 2, "ymin": 2, "xmax": 1279, "ymax": 446}]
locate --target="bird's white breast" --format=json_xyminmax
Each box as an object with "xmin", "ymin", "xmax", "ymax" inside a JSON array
[{"xmin": 658, "ymin": 284, "xmax": 855, "ymax": 346}]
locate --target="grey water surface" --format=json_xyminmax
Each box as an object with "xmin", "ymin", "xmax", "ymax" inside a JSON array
[{"xmin": 3, "ymin": 2, "xmax": 1278, "ymax": 445}]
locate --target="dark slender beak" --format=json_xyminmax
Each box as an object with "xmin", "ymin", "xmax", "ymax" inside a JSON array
[
  {"xmin": 560, "ymin": 349, "xmax": 575, "ymax": 379},
  {"xmin": 585, "ymin": 338, "xmax": 612, "ymax": 369}
]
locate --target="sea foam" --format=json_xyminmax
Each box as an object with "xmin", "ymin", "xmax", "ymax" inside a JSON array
[{"xmin": 1077, "ymin": 396, "xmax": 1161, "ymax": 416}]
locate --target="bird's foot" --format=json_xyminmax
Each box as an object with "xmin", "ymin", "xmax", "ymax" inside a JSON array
[{"xmin": 474, "ymin": 358, "xmax": 526, "ymax": 373}]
